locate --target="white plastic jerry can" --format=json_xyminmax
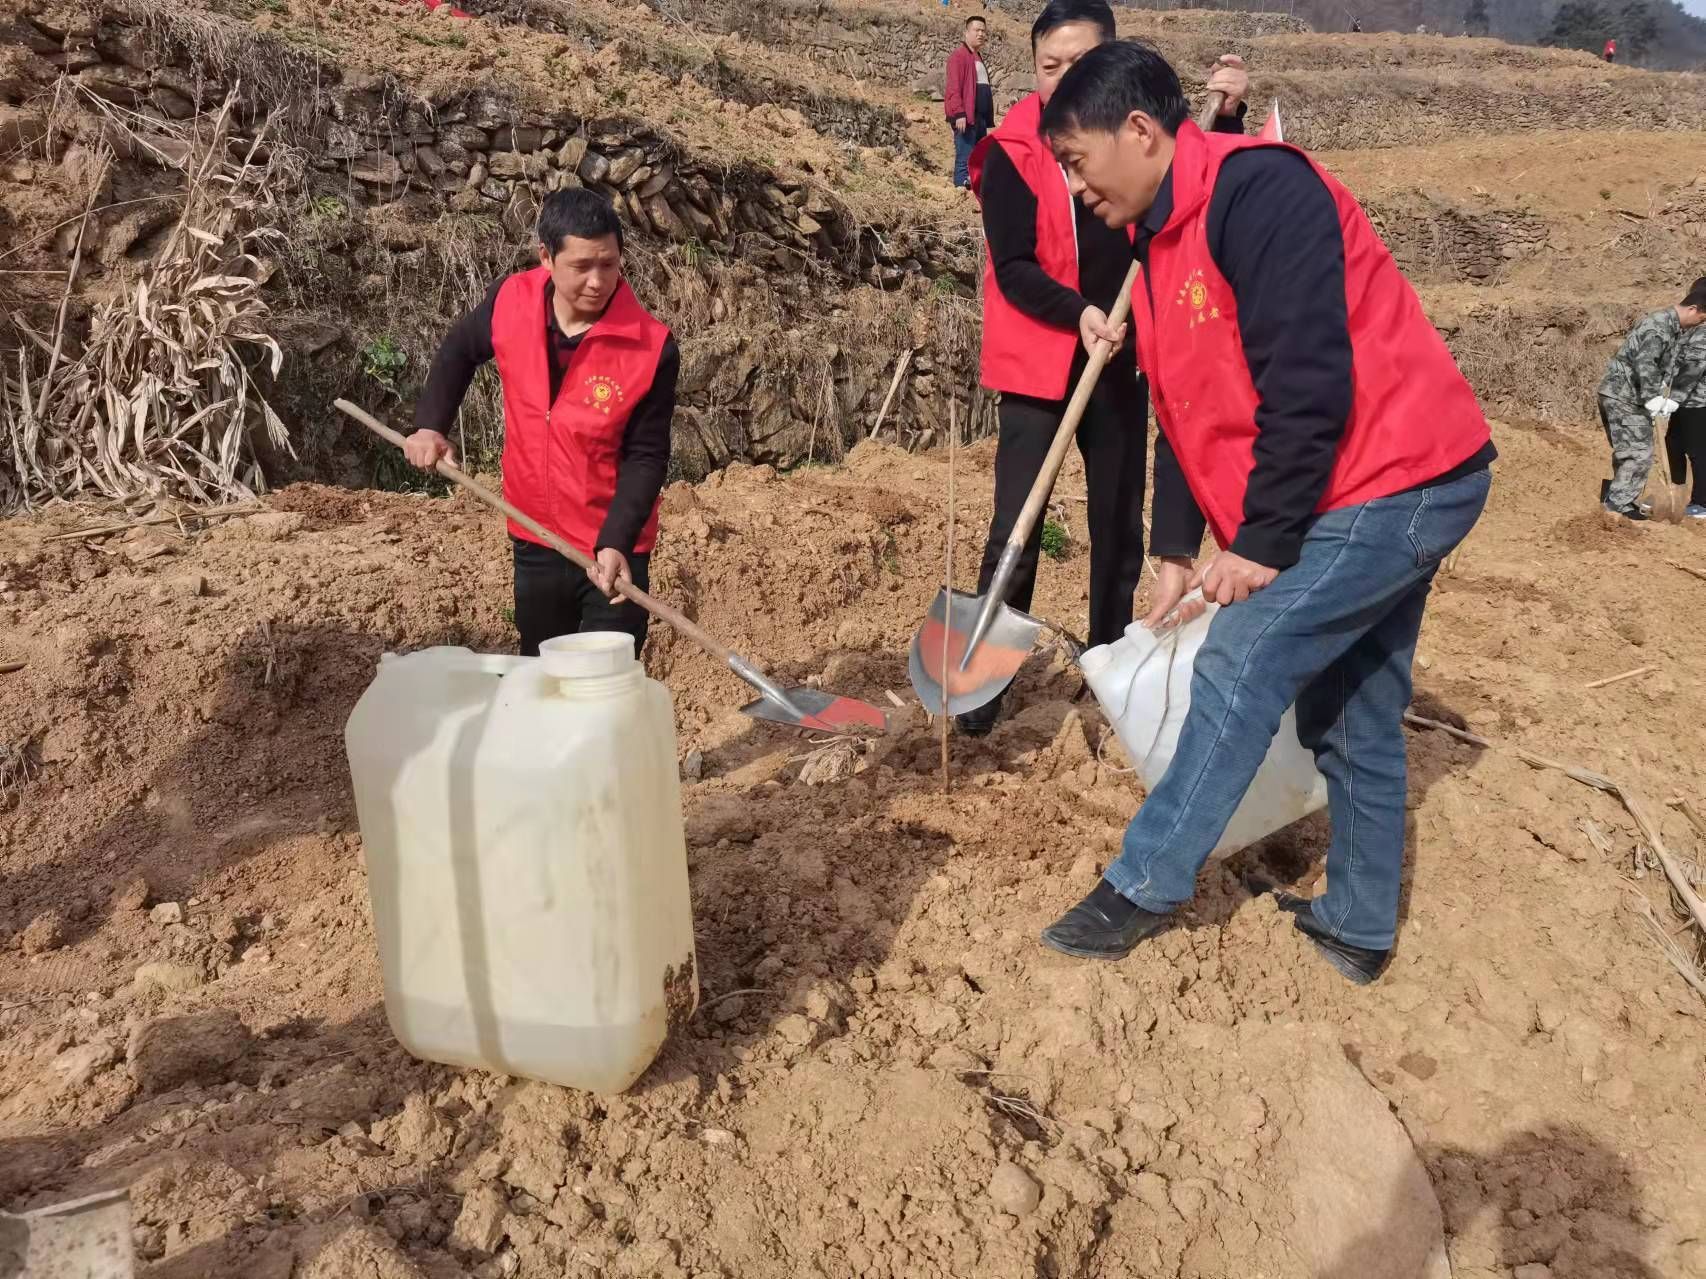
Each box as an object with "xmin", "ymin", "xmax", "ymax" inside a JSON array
[
  {"xmin": 345, "ymin": 632, "xmax": 697, "ymax": 1095},
  {"xmin": 1079, "ymin": 605, "xmax": 1328, "ymax": 859}
]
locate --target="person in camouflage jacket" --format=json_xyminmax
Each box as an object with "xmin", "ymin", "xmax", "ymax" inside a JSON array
[
  {"xmin": 1598, "ymin": 278, "xmax": 1706, "ymax": 519},
  {"xmin": 1661, "ymin": 279, "xmax": 1706, "ymax": 518}
]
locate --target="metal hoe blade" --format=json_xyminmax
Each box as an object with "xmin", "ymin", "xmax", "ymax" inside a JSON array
[{"xmin": 908, "ymin": 587, "xmax": 1044, "ymax": 716}]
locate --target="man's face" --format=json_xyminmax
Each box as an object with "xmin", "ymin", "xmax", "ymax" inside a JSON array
[
  {"xmin": 1682, "ymin": 305, "xmax": 1706, "ymax": 329},
  {"xmin": 538, "ymin": 233, "xmax": 621, "ymax": 315},
  {"xmin": 965, "ymin": 20, "xmax": 986, "ymax": 50},
  {"xmin": 1052, "ymin": 114, "xmax": 1171, "ymax": 229},
  {"xmin": 1034, "ymin": 20, "xmax": 1105, "ymax": 107}
]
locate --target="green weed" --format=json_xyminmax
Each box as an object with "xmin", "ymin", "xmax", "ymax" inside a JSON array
[
  {"xmin": 1041, "ymin": 519, "xmax": 1069, "ymax": 561},
  {"xmin": 361, "ymin": 335, "xmax": 409, "ymax": 398}
]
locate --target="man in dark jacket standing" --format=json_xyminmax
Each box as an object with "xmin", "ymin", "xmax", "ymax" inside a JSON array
[
  {"xmin": 945, "ymin": 15, "xmax": 994, "ymax": 189},
  {"xmin": 1036, "ymin": 42, "xmax": 1495, "ymax": 983},
  {"xmin": 957, "ymin": 0, "xmax": 1247, "ymax": 735},
  {"xmin": 405, "ymin": 189, "xmax": 678, "ymax": 657}
]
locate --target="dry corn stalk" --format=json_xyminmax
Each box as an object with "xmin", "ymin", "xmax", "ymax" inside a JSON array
[{"xmin": 1, "ymin": 86, "xmax": 293, "ymax": 512}]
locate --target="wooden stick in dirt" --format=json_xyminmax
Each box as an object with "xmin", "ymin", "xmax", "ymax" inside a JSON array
[
  {"xmin": 1671, "ymin": 798, "xmax": 1706, "ymax": 844},
  {"xmin": 1403, "ymin": 712, "xmax": 1706, "ymax": 942},
  {"xmin": 0, "ymin": 661, "xmax": 24, "ymax": 675},
  {"xmin": 869, "ymin": 349, "xmax": 914, "ymax": 441},
  {"xmin": 941, "ymin": 399, "xmax": 955, "ymax": 794},
  {"xmin": 1584, "ymin": 665, "xmax": 1655, "ymax": 690},
  {"xmin": 44, "ymin": 504, "xmax": 263, "ymax": 542},
  {"xmin": 1669, "ymin": 559, "xmax": 1706, "ymax": 584}
]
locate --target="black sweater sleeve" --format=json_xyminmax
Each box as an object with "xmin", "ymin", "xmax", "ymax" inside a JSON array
[
  {"xmin": 414, "ymin": 279, "xmax": 503, "ymax": 435},
  {"xmin": 980, "ymin": 143, "xmax": 1089, "ymax": 332},
  {"xmin": 595, "ymin": 336, "xmax": 679, "ymax": 558},
  {"xmin": 1207, "ymin": 149, "xmax": 1352, "ymax": 569},
  {"xmin": 1150, "ymin": 429, "xmax": 1209, "ymax": 558}
]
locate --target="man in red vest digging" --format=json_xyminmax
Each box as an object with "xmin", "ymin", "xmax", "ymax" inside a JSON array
[
  {"xmin": 1036, "ymin": 42, "xmax": 1495, "ymax": 984},
  {"xmin": 405, "ymin": 189, "xmax": 677, "ymax": 656}
]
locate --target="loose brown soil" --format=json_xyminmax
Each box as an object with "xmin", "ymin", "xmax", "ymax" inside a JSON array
[{"xmin": 3, "ymin": 419, "xmax": 1706, "ymax": 1277}]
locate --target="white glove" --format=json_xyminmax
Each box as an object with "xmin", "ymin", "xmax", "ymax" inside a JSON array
[{"xmin": 1646, "ymin": 396, "xmax": 1679, "ymax": 416}]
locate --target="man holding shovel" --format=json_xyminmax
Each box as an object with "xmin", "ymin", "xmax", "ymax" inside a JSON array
[
  {"xmin": 405, "ymin": 188, "xmax": 678, "ymax": 656},
  {"xmin": 1034, "ymin": 41, "xmax": 1495, "ymax": 983},
  {"xmin": 955, "ymin": 0, "xmax": 1248, "ymax": 736}
]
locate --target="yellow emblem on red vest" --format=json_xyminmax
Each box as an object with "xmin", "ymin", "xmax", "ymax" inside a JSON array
[
  {"xmin": 1175, "ymin": 268, "xmax": 1222, "ymax": 329},
  {"xmin": 583, "ymin": 375, "xmax": 626, "ymax": 415}
]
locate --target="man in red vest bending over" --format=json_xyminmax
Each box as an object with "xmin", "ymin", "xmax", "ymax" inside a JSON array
[
  {"xmin": 406, "ymin": 189, "xmax": 677, "ymax": 657},
  {"xmin": 1036, "ymin": 42, "xmax": 1495, "ymax": 984}
]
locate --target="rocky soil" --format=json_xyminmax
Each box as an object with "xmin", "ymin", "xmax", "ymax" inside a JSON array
[{"xmin": 3, "ymin": 421, "xmax": 1706, "ymax": 1276}]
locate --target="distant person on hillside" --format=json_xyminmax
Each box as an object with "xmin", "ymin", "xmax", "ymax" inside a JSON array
[
  {"xmin": 1597, "ymin": 281, "xmax": 1706, "ymax": 522},
  {"xmin": 956, "ymin": 0, "xmax": 1248, "ymax": 736},
  {"xmin": 1033, "ymin": 40, "xmax": 1495, "ymax": 983},
  {"xmin": 1351, "ymin": 16, "xmax": 1363, "ymax": 31},
  {"xmin": 1660, "ymin": 279, "xmax": 1706, "ymax": 520},
  {"xmin": 405, "ymin": 189, "xmax": 677, "ymax": 656},
  {"xmin": 946, "ymin": 15, "xmax": 994, "ymax": 189},
  {"xmin": 1603, "ymin": 37, "xmax": 1617, "ymax": 62}
]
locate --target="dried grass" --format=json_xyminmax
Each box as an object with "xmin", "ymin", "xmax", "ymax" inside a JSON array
[
  {"xmin": 1, "ymin": 88, "xmax": 295, "ymax": 512},
  {"xmin": 0, "ymin": 739, "xmax": 38, "ymax": 801}
]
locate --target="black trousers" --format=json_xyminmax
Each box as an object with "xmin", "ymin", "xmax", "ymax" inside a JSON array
[
  {"xmin": 1664, "ymin": 406, "xmax": 1706, "ymax": 506},
  {"xmin": 511, "ymin": 538, "xmax": 650, "ymax": 658},
  {"xmin": 975, "ymin": 354, "xmax": 1148, "ymax": 649}
]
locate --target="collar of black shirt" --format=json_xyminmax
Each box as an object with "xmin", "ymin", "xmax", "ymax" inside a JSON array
[{"xmin": 1137, "ymin": 167, "xmax": 1176, "ymax": 254}]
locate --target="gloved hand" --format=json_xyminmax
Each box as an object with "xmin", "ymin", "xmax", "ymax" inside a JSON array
[{"xmin": 1646, "ymin": 396, "xmax": 1680, "ymax": 417}]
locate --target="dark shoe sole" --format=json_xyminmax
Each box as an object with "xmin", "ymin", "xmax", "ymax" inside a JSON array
[
  {"xmin": 1246, "ymin": 876, "xmax": 1387, "ymax": 985},
  {"xmin": 1305, "ymin": 938, "xmax": 1381, "ymax": 985},
  {"xmin": 1038, "ymin": 930, "xmax": 1138, "ymax": 961}
]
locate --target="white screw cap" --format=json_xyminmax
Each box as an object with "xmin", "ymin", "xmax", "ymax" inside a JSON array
[{"xmin": 538, "ymin": 632, "xmax": 635, "ymax": 679}]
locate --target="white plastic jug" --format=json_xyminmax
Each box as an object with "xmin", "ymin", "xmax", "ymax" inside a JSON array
[
  {"xmin": 345, "ymin": 632, "xmax": 697, "ymax": 1095},
  {"xmin": 1079, "ymin": 605, "xmax": 1328, "ymax": 859}
]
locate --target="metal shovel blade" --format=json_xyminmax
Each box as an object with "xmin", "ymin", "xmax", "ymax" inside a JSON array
[
  {"xmin": 739, "ymin": 688, "xmax": 889, "ymax": 734},
  {"xmin": 908, "ymin": 587, "xmax": 1044, "ymax": 716}
]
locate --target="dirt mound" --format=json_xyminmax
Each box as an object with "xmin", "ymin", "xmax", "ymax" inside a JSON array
[{"xmin": 4, "ymin": 420, "xmax": 1706, "ymax": 1276}]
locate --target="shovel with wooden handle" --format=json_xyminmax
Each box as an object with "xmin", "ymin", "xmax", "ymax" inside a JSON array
[
  {"xmin": 908, "ymin": 92, "xmax": 1226, "ymax": 718},
  {"xmin": 336, "ymin": 400, "xmax": 888, "ymax": 734},
  {"xmin": 907, "ymin": 257, "xmax": 1138, "ymax": 717}
]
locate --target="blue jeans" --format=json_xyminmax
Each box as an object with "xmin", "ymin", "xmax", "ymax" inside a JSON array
[
  {"xmin": 1104, "ymin": 468, "xmax": 1492, "ymax": 950},
  {"xmin": 952, "ymin": 123, "xmax": 985, "ymax": 188}
]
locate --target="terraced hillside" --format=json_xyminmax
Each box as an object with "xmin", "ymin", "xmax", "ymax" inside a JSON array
[{"xmin": 3, "ymin": 0, "xmax": 1704, "ymax": 494}]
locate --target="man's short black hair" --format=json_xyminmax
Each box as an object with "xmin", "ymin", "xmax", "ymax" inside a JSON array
[
  {"xmin": 1685, "ymin": 276, "xmax": 1706, "ymax": 310},
  {"xmin": 1038, "ymin": 39, "xmax": 1190, "ymax": 138},
  {"xmin": 537, "ymin": 187, "xmax": 623, "ymax": 256},
  {"xmin": 1030, "ymin": 0, "xmax": 1116, "ymax": 50},
  {"xmin": 965, "ymin": 14, "xmax": 986, "ymax": 27}
]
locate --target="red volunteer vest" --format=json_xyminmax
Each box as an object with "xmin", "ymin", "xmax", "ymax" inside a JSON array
[
  {"xmin": 491, "ymin": 269, "xmax": 671, "ymax": 556},
  {"xmin": 971, "ymin": 94, "xmax": 1132, "ymax": 400},
  {"xmin": 1134, "ymin": 125, "xmax": 1491, "ymax": 549}
]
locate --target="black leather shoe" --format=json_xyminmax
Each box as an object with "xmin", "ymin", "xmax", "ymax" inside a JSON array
[
  {"xmin": 1040, "ymin": 881, "xmax": 1171, "ymax": 960},
  {"xmin": 954, "ymin": 688, "xmax": 1006, "ymax": 738},
  {"xmin": 1270, "ymin": 890, "xmax": 1389, "ymax": 986}
]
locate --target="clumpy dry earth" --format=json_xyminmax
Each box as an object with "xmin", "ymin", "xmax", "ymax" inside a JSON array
[{"xmin": 3, "ymin": 426, "xmax": 1706, "ymax": 1278}]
